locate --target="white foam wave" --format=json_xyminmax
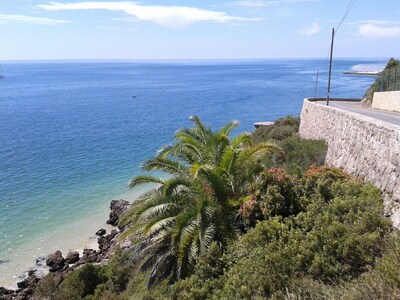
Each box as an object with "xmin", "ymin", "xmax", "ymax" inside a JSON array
[{"xmin": 351, "ymin": 63, "xmax": 385, "ymax": 72}]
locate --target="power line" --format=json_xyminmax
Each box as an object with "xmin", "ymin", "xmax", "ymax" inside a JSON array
[
  {"xmin": 336, "ymin": 0, "xmax": 357, "ymax": 32},
  {"xmin": 313, "ymin": 0, "xmax": 357, "ymax": 98}
]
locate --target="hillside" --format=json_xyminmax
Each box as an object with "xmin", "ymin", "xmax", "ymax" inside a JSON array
[{"xmin": 364, "ymin": 57, "xmax": 400, "ymax": 105}]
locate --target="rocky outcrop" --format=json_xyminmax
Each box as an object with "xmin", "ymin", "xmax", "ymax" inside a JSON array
[
  {"xmin": 98, "ymin": 230, "xmax": 118, "ymax": 252},
  {"xmin": 65, "ymin": 251, "xmax": 80, "ymax": 264},
  {"xmin": 0, "ymin": 199, "xmax": 132, "ymax": 300},
  {"xmin": 107, "ymin": 199, "xmax": 130, "ymax": 227},
  {"xmin": 96, "ymin": 229, "xmax": 106, "ymax": 236},
  {"xmin": 0, "ymin": 271, "xmax": 39, "ymax": 300},
  {"xmin": 46, "ymin": 251, "xmax": 65, "ymax": 272},
  {"xmin": 299, "ymin": 99, "xmax": 400, "ymax": 227}
]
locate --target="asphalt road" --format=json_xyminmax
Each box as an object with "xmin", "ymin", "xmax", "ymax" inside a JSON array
[{"xmin": 316, "ymin": 101, "xmax": 400, "ymax": 127}]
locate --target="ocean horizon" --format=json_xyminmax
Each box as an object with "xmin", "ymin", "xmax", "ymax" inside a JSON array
[{"xmin": 0, "ymin": 58, "xmax": 382, "ymax": 287}]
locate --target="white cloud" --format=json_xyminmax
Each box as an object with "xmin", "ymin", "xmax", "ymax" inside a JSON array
[
  {"xmin": 299, "ymin": 21, "xmax": 320, "ymax": 36},
  {"xmin": 232, "ymin": 0, "xmax": 319, "ymax": 7},
  {"xmin": 38, "ymin": 1, "xmax": 260, "ymax": 29},
  {"xmin": 0, "ymin": 14, "xmax": 69, "ymax": 25},
  {"xmin": 349, "ymin": 20, "xmax": 400, "ymax": 26},
  {"xmin": 359, "ymin": 24, "xmax": 400, "ymax": 39}
]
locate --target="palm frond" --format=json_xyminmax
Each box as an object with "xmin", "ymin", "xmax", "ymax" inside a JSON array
[
  {"xmin": 143, "ymin": 216, "xmax": 176, "ymax": 237},
  {"xmin": 162, "ymin": 177, "xmax": 193, "ymax": 196},
  {"xmin": 147, "ymin": 250, "xmax": 176, "ymax": 289},
  {"xmin": 220, "ymin": 147, "xmax": 236, "ymax": 173},
  {"xmin": 129, "ymin": 175, "xmax": 165, "ymax": 189},
  {"xmin": 139, "ymin": 203, "xmax": 179, "ymax": 220},
  {"xmin": 123, "ymin": 190, "xmax": 169, "ymax": 229},
  {"xmin": 156, "ymin": 144, "xmax": 174, "ymax": 158},
  {"xmin": 231, "ymin": 132, "xmax": 252, "ymax": 147},
  {"xmin": 218, "ymin": 120, "xmax": 239, "ymax": 137},
  {"xmin": 189, "ymin": 162, "xmax": 214, "ymax": 179},
  {"xmin": 142, "ymin": 157, "xmax": 188, "ymax": 176},
  {"xmin": 189, "ymin": 115, "xmax": 211, "ymax": 142},
  {"xmin": 236, "ymin": 142, "xmax": 284, "ymax": 167},
  {"xmin": 177, "ymin": 219, "xmax": 198, "ymax": 278}
]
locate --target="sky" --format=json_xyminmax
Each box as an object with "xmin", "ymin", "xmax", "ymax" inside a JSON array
[{"xmin": 0, "ymin": 0, "xmax": 399, "ymax": 60}]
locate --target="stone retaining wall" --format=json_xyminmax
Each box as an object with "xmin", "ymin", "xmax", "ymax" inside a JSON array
[
  {"xmin": 299, "ymin": 99, "xmax": 400, "ymax": 227},
  {"xmin": 372, "ymin": 91, "xmax": 400, "ymax": 112}
]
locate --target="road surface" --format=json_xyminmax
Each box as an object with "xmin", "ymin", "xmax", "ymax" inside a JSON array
[{"xmin": 316, "ymin": 101, "xmax": 400, "ymax": 127}]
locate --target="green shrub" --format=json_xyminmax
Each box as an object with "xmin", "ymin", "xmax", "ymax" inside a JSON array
[
  {"xmin": 280, "ymin": 135, "xmax": 327, "ymax": 173},
  {"xmin": 169, "ymin": 242, "xmax": 225, "ymax": 300},
  {"xmin": 89, "ymin": 250, "xmax": 135, "ymax": 299},
  {"xmin": 272, "ymin": 233, "xmax": 400, "ymax": 300},
  {"xmin": 189, "ymin": 181, "xmax": 390, "ymax": 299},
  {"xmin": 239, "ymin": 166, "xmax": 349, "ymax": 228},
  {"xmin": 252, "ymin": 116, "xmax": 299, "ymax": 144},
  {"xmin": 240, "ymin": 168, "xmax": 303, "ymax": 227},
  {"xmin": 34, "ymin": 273, "xmax": 62, "ymax": 300},
  {"xmin": 363, "ymin": 58, "xmax": 400, "ymax": 104},
  {"xmin": 56, "ymin": 264, "xmax": 108, "ymax": 300},
  {"xmin": 303, "ymin": 165, "xmax": 349, "ymax": 201},
  {"xmin": 268, "ymin": 125, "xmax": 297, "ymax": 141},
  {"xmin": 252, "ymin": 116, "xmax": 327, "ymax": 174},
  {"xmin": 341, "ymin": 234, "xmax": 400, "ymax": 300},
  {"xmin": 103, "ymin": 251, "xmax": 132, "ymax": 293}
]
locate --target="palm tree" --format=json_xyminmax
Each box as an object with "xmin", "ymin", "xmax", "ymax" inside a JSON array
[{"xmin": 123, "ymin": 116, "xmax": 283, "ymax": 287}]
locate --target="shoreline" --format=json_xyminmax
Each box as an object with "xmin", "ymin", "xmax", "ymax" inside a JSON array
[
  {"xmin": 0, "ymin": 209, "xmax": 115, "ymax": 290},
  {"xmin": 0, "ymin": 191, "xmax": 138, "ymax": 289},
  {"xmin": 0, "ymin": 199, "xmax": 132, "ymax": 299},
  {"xmin": 0, "ymin": 183, "xmax": 147, "ymax": 289}
]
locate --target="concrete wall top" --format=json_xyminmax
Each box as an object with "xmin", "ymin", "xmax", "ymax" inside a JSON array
[{"xmin": 302, "ymin": 98, "xmax": 400, "ymax": 133}]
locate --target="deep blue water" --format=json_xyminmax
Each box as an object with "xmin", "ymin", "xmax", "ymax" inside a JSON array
[{"xmin": 0, "ymin": 59, "xmax": 382, "ymax": 284}]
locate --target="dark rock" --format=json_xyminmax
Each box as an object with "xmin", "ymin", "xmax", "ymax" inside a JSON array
[
  {"xmin": 46, "ymin": 250, "xmax": 64, "ymax": 267},
  {"xmin": 20, "ymin": 287, "xmax": 33, "ymax": 296},
  {"xmin": 88, "ymin": 253, "xmax": 99, "ymax": 263},
  {"xmin": 17, "ymin": 273, "xmax": 39, "ymax": 289},
  {"xmin": 15, "ymin": 287, "xmax": 33, "ymax": 300},
  {"xmin": 78, "ymin": 249, "xmax": 99, "ymax": 264},
  {"xmin": 36, "ymin": 256, "xmax": 46, "ymax": 266},
  {"xmin": 98, "ymin": 229, "xmax": 118, "ymax": 252},
  {"xmin": 0, "ymin": 287, "xmax": 14, "ymax": 295},
  {"xmin": 49, "ymin": 264, "xmax": 62, "ymax": 272},
  {"xmin": 110, "ymin": 229, "xmax": 118, "ymax": 238},
  {"xmin": 96, "ymin": 228, "xmax": 106, "ymax": 236},
  {"xmin": 65, "ymin": 251, "xmax": 80, "ymax": 264},
  {"xmin": 107, "ymin": 199, "xmax": 130, "ymax": 226},
  {"xmin": 46, "ymin": 250, "xmax": 65, "ymax": 272},
  {"xmin": 16, "ymin": 281, "xmax": 26, "ymax": 289}
]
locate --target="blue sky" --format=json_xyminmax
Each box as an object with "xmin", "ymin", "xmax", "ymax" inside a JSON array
[{"xmin": 1, "ymin": 0, "xmax": 399, "ymax": 60}]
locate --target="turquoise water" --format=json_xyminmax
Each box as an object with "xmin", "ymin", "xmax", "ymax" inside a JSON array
[{"xmin": 0, "ymin": 59, "xmax": 381, "ymax": 285}]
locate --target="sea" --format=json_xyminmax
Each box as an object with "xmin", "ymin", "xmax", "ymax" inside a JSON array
[{"xmin": 0, "ymin": 59, "xmax": 384, "ymax": 287}]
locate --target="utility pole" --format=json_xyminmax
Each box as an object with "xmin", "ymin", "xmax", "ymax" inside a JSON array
[
  {"xmin": 327, "ymin": 28, "xmax": 335, "ymax": 106},
  {"xmin": 314, "ymin": 70, "xmax": 319, "ymax": 99}
]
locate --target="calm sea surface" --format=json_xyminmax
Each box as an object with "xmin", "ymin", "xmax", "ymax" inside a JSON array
[{"xmin": 0, "ymin": 59, "xmax": 382, "ymax": 286}]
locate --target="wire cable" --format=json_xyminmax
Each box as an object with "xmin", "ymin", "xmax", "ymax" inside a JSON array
[
  {"xmin": 336, "ymin": 0, "xmax": 357, "ymax": 32},
  {"xmin": 314, "ymin": 0, "xmax": 357, "ymax": 97}
]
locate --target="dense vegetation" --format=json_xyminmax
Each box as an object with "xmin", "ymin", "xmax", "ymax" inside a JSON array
[
  {"xmin": 364, "ymin": 57, "xmax": 400, "ymax": 104},
  {"xmin": 34, "ymin": 116, "xmax": 399, "ymax": 300}
]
